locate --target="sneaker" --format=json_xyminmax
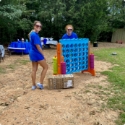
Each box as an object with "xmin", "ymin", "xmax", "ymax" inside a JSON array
[
  {"xmin": 37, "ymin": 83, "xmax": 44, "ymax": 89},
  {"xmin": 32, "ymin": 85, "xmax": 37, "ymax": 90}
]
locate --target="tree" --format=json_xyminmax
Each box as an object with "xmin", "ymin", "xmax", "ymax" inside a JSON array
[
  {"xmin": 0, "ymin": 0, "xmax": 26, "ymax": 44},
  {"xmin": 108, "ymin": 0, "xmax": 125, "ymax": 28},
  {"xmin": 1, "ymin": 0, "xmax": 125, "ymax": 44}
]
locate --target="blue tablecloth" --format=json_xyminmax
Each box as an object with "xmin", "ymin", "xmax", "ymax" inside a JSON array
[{"xmin": 9, "ymin": 41, "xmax": 31, "ymax": 54}]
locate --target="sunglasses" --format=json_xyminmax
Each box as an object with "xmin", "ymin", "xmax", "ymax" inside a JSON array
[
  {"xmin": 35, "ymin": 25, "xmax": 42, "ymax": 28},
  {"xmin": 67, "ymin": 29, "xmax": 73, "ymax": 31}
]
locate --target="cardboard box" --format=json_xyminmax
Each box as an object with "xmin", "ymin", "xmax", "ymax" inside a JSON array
[
  {"xmin": 48, "ymin": 74, "xmax": 74, "ymax": 89},
  {"xmin": 62, "ymin": 74, "xmax": 74, "ymax": 89}
]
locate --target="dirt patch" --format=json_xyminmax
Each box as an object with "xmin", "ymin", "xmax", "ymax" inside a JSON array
[{"xmin": 0, "ymin": 43, "xmax": 119, "ymax": 125}]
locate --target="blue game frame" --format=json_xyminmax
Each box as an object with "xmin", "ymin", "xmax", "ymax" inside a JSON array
[{"xmin": 59, "ymin": 38, "xmax": 89, "ymax": 74}]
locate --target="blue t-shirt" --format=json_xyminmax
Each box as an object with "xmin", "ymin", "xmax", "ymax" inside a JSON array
[
  {"xmin": 30, "ymin": 31, "xmax": 42, "ymax": 52},
  {"xmin": 62, "ymin": 32, "xmax": 78, "ymax": 39},
  {"xmin": 29, "ymin": 31, "xmax": 44, "ymax": 61}
]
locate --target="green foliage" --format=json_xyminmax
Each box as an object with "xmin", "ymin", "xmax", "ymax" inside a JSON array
[
  {"xmin": 0, "ymin": 5, "xmax": 23, "ymax": 19},
  {"xmin": 108, "ymin": 0, "xmax": 125, "ymax": 29},
  {"xmin": 0, "ymin": 0, "xmax": 125, "ymax": 44},
  {"xmin": 77, "ymin": 0, "xmax": 108, "ymax": 41},
  {"xmin": 0, "ymin": 0, "xmax": 26, "ymax": 43},
  {"xmin": 17, "ymin": 18, "xmax": 32, "ymax": 37}
]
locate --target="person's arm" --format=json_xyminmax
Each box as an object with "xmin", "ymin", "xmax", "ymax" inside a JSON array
[
  {"xmin": 31, "ymin": 33, "xmax": 45, "ymax": 57},
  {"xmin": 36, "ymin": 45, "xmax": 44, "ymax": 56}
]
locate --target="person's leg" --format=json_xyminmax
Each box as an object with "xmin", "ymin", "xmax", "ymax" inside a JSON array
[
  {"xmin": 31, "ymin": 62, "xmax": 38, "ymax": 87},
  {"xmin": 37, "ymin": 60, "xmax": 48, "ymax": 87}
]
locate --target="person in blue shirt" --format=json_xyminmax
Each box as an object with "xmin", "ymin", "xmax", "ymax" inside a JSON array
[
  {"xmin": 62, "ymin": 24, "xmax": 78, "ymax": 39},
  {"xmin": 29, "ymin": 21, "xmax": 48, "ymax": 90}
]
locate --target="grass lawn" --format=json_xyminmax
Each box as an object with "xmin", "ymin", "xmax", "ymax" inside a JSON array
[
  {"xmin": 0, "ymin": 59, "xmax": 30, "ymax": 74},
  {"xmin": 94, "ymin": 47, "xmax": 125, "ymax": 125}
]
